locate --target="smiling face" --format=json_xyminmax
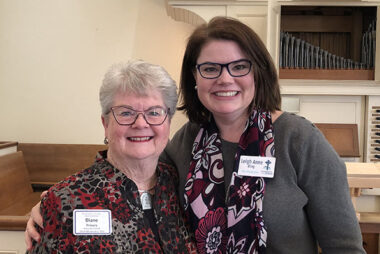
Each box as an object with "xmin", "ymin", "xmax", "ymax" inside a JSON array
[
  {"xmin": 194, "ymin": 40, "xmax": 255, "ymax": 121},
  {"xmin": 102, "ymin": 89, "xmax": 170, "ymax": 163}
]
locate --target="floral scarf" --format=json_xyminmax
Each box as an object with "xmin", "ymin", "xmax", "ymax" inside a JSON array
[{"xmin": 184, "ymin": 110, "xmax": 275, "ymax": 254}]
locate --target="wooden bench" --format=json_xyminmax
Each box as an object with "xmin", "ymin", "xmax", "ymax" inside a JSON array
[
  {"xmin": 18, "ymin": 143, "xmax": 107, "ymax": 187},
  {"xmin": 0, "ymin": 143, "xmax": 107, "ymax": 230},
  {"xmin": 0, "ymin": 151, "xmax": 42, "ymax": 230}
]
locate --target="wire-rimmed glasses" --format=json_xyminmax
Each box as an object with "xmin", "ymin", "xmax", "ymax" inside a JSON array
[
  {"xmin": 110, "ymin": 106, "xmax": 169, "ymax": 126},
  {"xmin": 196, "ymin": 59, "xmax": 252, "ymax": 79}
]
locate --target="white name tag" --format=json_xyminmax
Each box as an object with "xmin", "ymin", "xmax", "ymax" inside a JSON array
[
  {"xmin": 73, "ymin": 209, "xmax": 112, "ymax": 235},
  {"xmin": 238, "ymin": 155, "xmax": 276, "ymax": 178}
]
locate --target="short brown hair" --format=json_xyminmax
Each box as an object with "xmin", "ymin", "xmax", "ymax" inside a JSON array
[{"xmin": 178, "ymin": 16, "xmax": 281, "ymax": 124}]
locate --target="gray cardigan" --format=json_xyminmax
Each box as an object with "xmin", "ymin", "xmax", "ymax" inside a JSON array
[{"xmin": 161, "ymin": 112, "xmax": 365, "ymax": 254}]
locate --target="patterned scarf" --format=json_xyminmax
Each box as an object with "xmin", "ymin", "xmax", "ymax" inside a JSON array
[{"xmin": 184, "ymin": 110, "xmax": 275, "ymax": 254}]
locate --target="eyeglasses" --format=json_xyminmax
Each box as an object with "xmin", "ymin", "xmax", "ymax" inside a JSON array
[
  {"xmin": 196, "ymin": 59, "xmax": 252, "ymax": 79},
  {"xmin": 110, "ymin": 106, "xmax": 169, "ymax": 126}
]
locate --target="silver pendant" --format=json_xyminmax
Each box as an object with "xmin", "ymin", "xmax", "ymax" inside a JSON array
[{"xmin": 140, "ymin": 192, "xmax": 152, "ymax": 210}]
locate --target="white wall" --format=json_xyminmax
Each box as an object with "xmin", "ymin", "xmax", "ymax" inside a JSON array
[
  {"xmin": 131, "ymin": 0, "xmax": 193, "ymax": 139},
  {"xmin": 0, "ymin": 0, "xmax": 194, "ymax": 144}
]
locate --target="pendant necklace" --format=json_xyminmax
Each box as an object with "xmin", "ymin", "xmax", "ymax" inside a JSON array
[{"xmin": 138, "ymin": 186, "xmax": 155, "ymax": 210}]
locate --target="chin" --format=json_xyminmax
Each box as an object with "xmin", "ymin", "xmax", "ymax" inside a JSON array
[
  {"xmin": 129, "ymin": 152, "xmax": 159, "ymax": 160},
  {"xmin": 214, "ymin": 108, "xmax": 241, "ymax": 115}
]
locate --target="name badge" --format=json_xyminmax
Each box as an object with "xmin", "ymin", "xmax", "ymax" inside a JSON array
[
  {"xmin": 238, "ymin": 155, "xmax": 276, "ymax": 178},
  {"xmin": 73, "ymin": 209, "xmax": 112, "ymax": 235}
]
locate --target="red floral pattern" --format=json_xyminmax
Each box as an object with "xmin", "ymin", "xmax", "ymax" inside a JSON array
[
  {"xmin": 29, "ymin": 151, "xmax": 197, "ymax": 253},
  {"xmin": 195, "ymin": 207, "xmax": 227, "ymax": 254},
  {"xmin": 185, "ymin": 111, "xmax": 274, "ymax": 253}
]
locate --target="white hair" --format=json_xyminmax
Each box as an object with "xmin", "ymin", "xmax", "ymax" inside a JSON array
[{"xmin": 99, "ymin": 60, "xmax": 178, "ymax": 119}]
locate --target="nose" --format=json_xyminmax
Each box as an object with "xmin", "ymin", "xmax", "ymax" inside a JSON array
[{"xmin": 132, "ymin": 113, "xmax": 149, "ymax": 128}]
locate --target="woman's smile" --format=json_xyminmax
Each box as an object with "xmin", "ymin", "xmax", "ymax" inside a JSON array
[
  {"xmin": 212, "ymin": 90, "xmax": 239, "ymax": 97},
  {"xmin": 127, "ymin": 136, "xmax": 153, "ymax": 142}
]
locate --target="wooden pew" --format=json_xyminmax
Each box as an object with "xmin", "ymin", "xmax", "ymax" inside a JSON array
[
  {"xmin": 18, "ymin": 143, "xmax": 107, "ymax": 187},
  {"xmin": 0, "ymin": 143, "xmax": 106, "ymax": 231},
  {"xmin": 0, "ymin": 151, "xmax": 42, "ymax": 230}
]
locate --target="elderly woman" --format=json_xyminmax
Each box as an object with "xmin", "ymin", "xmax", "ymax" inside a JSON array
[{"xmin": 27, "ymin": 60, "xmax": 196, "ymax": 253}]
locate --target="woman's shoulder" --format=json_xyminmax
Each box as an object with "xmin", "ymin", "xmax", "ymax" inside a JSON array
[
  {"xmin": 160, "ymin": 121, "xmax": 200, "ymax": 167},
  {"xmin": 158, "ymin": 161, "xmax": 178, "ymax": 177},
  {"xmin": 275, "ymin": 111, "xmax": 314, "ymax": 128},
  {"xmin": 173, "ymin": 121, "xmax": 200, "ymax": 140},
  {"xmin": 167, "ymin": 121, "xmax": 200, "ymax": 149},
  {"xmin": 273, "ymin": 111, "xmax": 328, "ymax": 153},
  {"xmin": 46, "ymin": 162, "xmax": 107, "ymax": 196},
  {"xmin": 274, "ymin": 112, "xmax": 319, "ymax": 136},
  {"xmin": 42, "ymin": 162, "xmax": 117, "ymax": 212}
]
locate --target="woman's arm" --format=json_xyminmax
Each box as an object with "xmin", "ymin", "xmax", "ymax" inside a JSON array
[
  {"xmin": 297, "ymin": 125, "xmax": 365, "ymax": 253},
  {"xmin": 26, "ymin": 189, "xmax": 67, "ymax": 252},
  {"xmin": 24, "ymin": 191, "xmax": 46, "ymax": 250}
]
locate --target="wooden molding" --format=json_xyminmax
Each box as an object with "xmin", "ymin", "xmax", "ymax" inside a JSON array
[
  {"xmin": 279, "ymin": 69, "xmax": 375, "ymax": 80},
  {"xmin": 0, "ymin": 141, "xmax": 18, "ymax": 150}
]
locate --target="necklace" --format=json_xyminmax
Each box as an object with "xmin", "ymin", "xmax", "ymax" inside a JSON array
[
  {"xmin": 138, "ymin": 186, "xmax": 155, "ymax": 210},
  {"xmin": 137, "ymin": 185, "xmax": 155, "ymax": 193},
  {"xmin": 140, "ymin": 192, "xmax": 152, "ymax": 210}
]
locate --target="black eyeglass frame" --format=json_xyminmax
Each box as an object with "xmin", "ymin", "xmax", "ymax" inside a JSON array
[
  {"xmin": 109, "ymin": 106, "xmax": 170, "ymax": 126},
  {"xmin": 195, "ymin": 59, "xmax": 253, "ymax": 79}
]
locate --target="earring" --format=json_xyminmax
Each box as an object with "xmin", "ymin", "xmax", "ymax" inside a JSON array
[
  {"xmin": 104, "ymin": 137, "xmax": 109, "ymax": 145},
  {"xmin": 194, "ymin": 85, "xmax": 198, "ymax": 90}
]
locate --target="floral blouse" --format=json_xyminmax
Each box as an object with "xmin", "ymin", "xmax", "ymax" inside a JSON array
[{"xmin": 29, "ymin": 151, "xmax": 197, "ymax": 254}]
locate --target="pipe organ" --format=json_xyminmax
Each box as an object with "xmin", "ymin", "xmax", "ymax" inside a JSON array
[{"xmin": 279, "ymin": 21, "xmax": 376, "ymax": 70}]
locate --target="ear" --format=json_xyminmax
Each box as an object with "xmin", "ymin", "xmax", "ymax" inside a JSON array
[
  {"xmin": 101, "ymin": 115, "xmax": 108, "ymax": 137},
  {"xmin": 101, "ymin": 115, "xmax": 108, "ymax": 127}
]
